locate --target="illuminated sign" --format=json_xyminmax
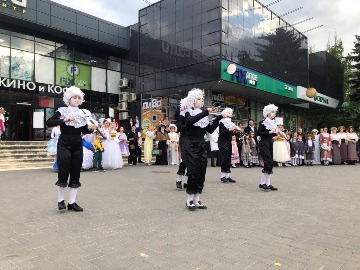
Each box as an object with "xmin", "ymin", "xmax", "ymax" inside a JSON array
[
  {"xmin": 1, "ymin": 0, "xmax": 27, "ymax": 13},
  {"xmin": 221, "ymin": 60, "xmax": 297, "ymax": 99}
]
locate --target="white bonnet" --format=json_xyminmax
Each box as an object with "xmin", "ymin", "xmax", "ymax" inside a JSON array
[
  {"xmin": 63, "ymin": 86, "xmax": 85, "ymax": 106},
  {"xmin": 263, "ymin": 104, "xmax": 278, "ymax": 118},
  {"xmin": 169, "ymin": 124, "xmax": 177, "ymax": 132}
]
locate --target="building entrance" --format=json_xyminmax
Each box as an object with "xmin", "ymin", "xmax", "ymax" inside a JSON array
[{"xmin": 10, "ymin": 104, "xmax": 32, "ymax": 141}]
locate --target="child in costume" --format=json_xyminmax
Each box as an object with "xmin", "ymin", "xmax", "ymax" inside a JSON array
[
  {"xmin": 218, "ymin": 108, "xmax": 237, "ymax": 182},
  {"xmin": 184, "ymin": 88, "xmax": 221, "ymax": 210},
  {"xmin": 46, "ymin": 125, "xmax": 61, "ymax": 170},
  {"xmin": 231, "ymin": 135, "xmax": 240, "ymax": 168},
  {"xmin": 273, "ymin": 125, "xmax": 289, "ymax": 167},
  {"xmin": 257, "ymin": 104, "xmax": 278, "ymax": 191},
  {"xmin": 46, "ymin": 86, "xmax": 96, "ymax": 212},
  {"xmin": 305, "ymin": 134, "xmax": 315, "ymax": 166},
  {"xmin": 290, "ymin": 133, "xmax": 300, "ymax": 166},
  {"xmin": 321, "ymin": 137, "xmax": 332, "ymax": 166},
  {"xmin": 297, "ymin": 134, "xmax": 305, "ymax": 165},
  {"xmin": 101, "ymin": 119, "xmax": 123, "ymax": 169},
  {"xmin": 82, "ymin": 135, "xmax": 94, "ymax": 171},
  {"xmin": 93, "ymin": 131, "xmax": 105, "ymax": 171},
  {"xmin": 118, "ymin": 126, "xmax": 129, "ymax": 156}
]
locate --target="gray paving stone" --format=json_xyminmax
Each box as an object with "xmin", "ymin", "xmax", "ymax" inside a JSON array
[{"xmin": 0, "ymin": 164, "xmax": 360, "ymax": 269}]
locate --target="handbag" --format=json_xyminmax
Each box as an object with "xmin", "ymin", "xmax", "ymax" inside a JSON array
[{"xmin": 152, "ymin": 149, "xmax": 162, "ymax": 155}]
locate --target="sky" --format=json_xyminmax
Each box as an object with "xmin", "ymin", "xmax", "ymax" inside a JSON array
[{"xmin": 51, "ymin": 0, "xmax": 359, "ymax": 55}]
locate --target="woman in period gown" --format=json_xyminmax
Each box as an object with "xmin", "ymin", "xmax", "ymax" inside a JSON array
[
  {"xmin": 154, "ymin": 124, "xmax": 169, "ymax": 165},
  {"xmin": 330, "ymin": 127, "xmax": 341, "ymax": 165},
  {"xmin": 168, "ymin": 124, "xmax": 179, "ymax": 165},
  {"xmin": 337, "ymin": 126, "xmax": 348, "ymax": 164},
  {"xmin": 101, "ymin": 119, "xmax": 123, "ymax": 169},
  {"xmin": 346, "ymin": 126, "xmax": 358, "ymax": 164},
  {"xmin": 144, "ymin": 126, "xmax": 156, "ymax": 165}
]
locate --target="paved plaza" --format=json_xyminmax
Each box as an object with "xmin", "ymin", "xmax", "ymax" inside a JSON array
[{"xmin": 0, "ymin": 163, "xmax": 360, "ymax": 270}]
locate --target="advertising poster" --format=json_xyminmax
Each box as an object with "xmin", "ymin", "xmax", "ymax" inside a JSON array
[
  {"xmin": 141, "ymin": 97, "xmax": 164, "ymax": 134},
  {"xmin": 10, "ymin": 50, "xmax": 33, "ymax": 81},
  {"xmin": 56, "ymin": 59, "xmax": 91, "ymax": 90}
]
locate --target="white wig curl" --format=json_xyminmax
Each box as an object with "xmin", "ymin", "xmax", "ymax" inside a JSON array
[
  {"xmin": 222, "ymin": 107, "xmax": 233, "ymax": 118},
  {"xmin": 263, "ymin": 104, "xmax": 278, "ymax": 118},
  {"xmin": 187, "ymin": 88, "xmax": 204, "ymax": 108},
  {"xmin": 63, "ymin": 86, "xmax": 85, "ymax": 106},
  {"xmin": 179, "ymin": 97, "xmax": 189, "ymax": 110}
]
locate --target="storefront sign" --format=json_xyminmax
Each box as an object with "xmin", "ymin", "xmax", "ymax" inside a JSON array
[
  {"xmin": 56, "ymin": 59, "xmax": 91, "ymax": 90},
  {"xmin": 1, "ymin": 0, "xmax": 27, "ymax": 13},
  {"xmin": 297, "ymin": 86, "xmax": 340, "ymax": 109},
  {"xmin": 0, "ymin": 76, "xmax": 67, "ymax": 94},
  {"xmin": 221, "ymin": 60, "xmax": 297, "ymax": 99},
  {"xmin": 141, "ymin": 97, "xmax": 164, "ymax": 133}
]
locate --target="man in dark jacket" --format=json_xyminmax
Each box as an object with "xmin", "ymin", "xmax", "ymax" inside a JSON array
[{"xmin": 244, "ymin": 118, "xmax": 258, "ymax": 141}]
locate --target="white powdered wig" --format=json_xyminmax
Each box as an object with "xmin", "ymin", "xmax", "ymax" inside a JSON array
[
  {"xmin": 63, "ymin": 86, "xmax": 85, "ymax": 106},
  {"xmin": 179, "ymin": 97, "xmax": 189, "ymax": 110},
  {"xmin": 222, "ymin": 107, "xmax": 233, "ymax": 118},
  {"xmin": 187, "ymin": 88, "xmax": 204, "ymax": 108},
  {"xmin": 263, "ymin": 104, "xmax": 278, "ymax": 118}
]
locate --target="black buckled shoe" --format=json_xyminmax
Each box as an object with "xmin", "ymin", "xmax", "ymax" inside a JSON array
[
  {"xmin": 259, "ymin": 184, "xmax": 269, "ymax": 190},
  {"xmin": 195, "ymin": 201, "xmax": 207, "ymax": 209},
  {"xmin": 67, "ymin": 203, "xmax": 83, "ymax": 212},
  {"xmin": 176, "ymin": 181, "xmax": 182, "ymax": 189},
  {"xmin": 58, "ymin": 200, "xmax": 66, "ymax": 210},
  {"xmin": 268, "ymin": 185, "xmax": 278, "ymax": 191},
  {"xmin": 227, "ymin": 177, "xmax": 236, "ymax": 183},
  {"xmin": 221, "ymin": 177, "xmax": 228, "ymax": 183},
  {"xmin": 186, "ymin": 201, "xmax": 196, "ymax": 211}
]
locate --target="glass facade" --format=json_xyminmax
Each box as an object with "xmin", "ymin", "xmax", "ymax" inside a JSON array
[
  {"xmin": 0, "ymin": 26, "xmax": 137, "ymax": 140},
  {"xmin": 138, "ymin": 0, "xmax": 222, "ymax": 92},
  {"xmin": 221, "ymin": 0, "xmax": 308, "ymax": 87}
]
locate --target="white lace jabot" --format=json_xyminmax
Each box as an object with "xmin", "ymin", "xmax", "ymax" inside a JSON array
[
  {"xmin": 220, "ymin": 118, "xmax": 235, "ymax": 129},
  {"xmin": 57, "ymin": 107, "xmax": 87, "ymax": 128},
  {"xmin": 262, "ymin": 117, "xmax": 277, "ymax": 131},
  {"xmin": 189, "ymin": 109, "xmax": 209, "ymax": 128}
]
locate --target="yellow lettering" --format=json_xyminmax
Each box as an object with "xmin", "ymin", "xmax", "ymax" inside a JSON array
[
  {"xmin": 13, "ymin": 6, "xmax": 16, "ymax": 10},
  {"xmin": 22, "ymin": 9, "xmax": 26, "ymax": 13},
  {"xmin": 2, "ymin": 3, "xmax": 6, "ymax": 7}
]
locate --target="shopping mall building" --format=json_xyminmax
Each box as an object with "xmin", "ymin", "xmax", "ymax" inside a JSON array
[{"xmin": 0, "ymin": 0, "xmax": 344, "ymax": 141}]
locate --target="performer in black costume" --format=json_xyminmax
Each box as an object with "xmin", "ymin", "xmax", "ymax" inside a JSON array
[
  {"xmin": 257, "ymin": 104, "xmax": 278, "ymax": 191},
  {"xmin": 46, "ymin": 86, "xmax": 96, "ymax": 211},
  {"xmin": 127, "ymin": 125, "xmax": 139, "ymax": 166},
  {"xmin": 218, "ymin": 108, "xmax": 237, "ymax": 183},
  {"xmin": 184, "ymin": 89, "xmax": 222, "ymax": 210},
  {"xmin": 176, "ymin": 97, "xmax": 189, "ymax": 189}
]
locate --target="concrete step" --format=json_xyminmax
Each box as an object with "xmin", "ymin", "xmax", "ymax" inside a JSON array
[
  {"xmin": 0, "ymin": 141, "xmax": 48, "ymax": 146},
  {"xmin": 0, "ymin": 149, "xmax": 48, "ymax": 154},
  {"xmin": 0, "ymin": 153, "xmax": 52, "ymax": 159},
  {"xmin": 0, "ymin": 162, "xmax": 54, "ymax": 171},
  {"xmin": 0, "ymin": 145, "xmax": 48, "ymax": 151},
  {"xmin": 0, "ymin": 157, "xmax": 54, "ymax": 163}
]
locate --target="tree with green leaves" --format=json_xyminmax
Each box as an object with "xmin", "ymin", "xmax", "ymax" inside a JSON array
[{"xmin": 341, "ymin": 35, "xmax": 360, "ymax": 126}]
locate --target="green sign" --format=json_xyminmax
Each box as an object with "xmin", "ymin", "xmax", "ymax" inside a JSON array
[
  {"xmin": 221, "ymin": 60, "xmax": 297, "ymax": 99},
  {"xmin": 56, "ymin": 59, "xmax": 90, "ymax": 90}
]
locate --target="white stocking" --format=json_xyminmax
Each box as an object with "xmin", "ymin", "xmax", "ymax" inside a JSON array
[
  {"xmin": 194, "ymin": 193, "xmax": 200, "ymax": 203},
  {"xmin": 176, "ymin": 174, "xmax": 182, "ymax": 182},
  {"xmin": 187, "ymin": 194, "xmax": 194, "ymax": 204},
  {"xmin": 260, "ymin": 173, "xmax": 266, "ymax": 185},
  {"xmin": 221, "ymin": 172, "xmax": 226, "ymax": 178},
  {"xmin": 57, "ymin": 186, "xmax": 65, "ymax": 203},
  {"xmin": 225, "ymin": 173, "xmax": 230, "ymax": 178},
  {"xmin": 68, "ymin": 188, "xmax": 78, "ymax": 204},
  {"xmin": 184, "ymin": 175, "xmax": 188, "ymax": 184},
  {"xmin": 265, "ymin": 174, "xmax": 271, "ymax": 186}
]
